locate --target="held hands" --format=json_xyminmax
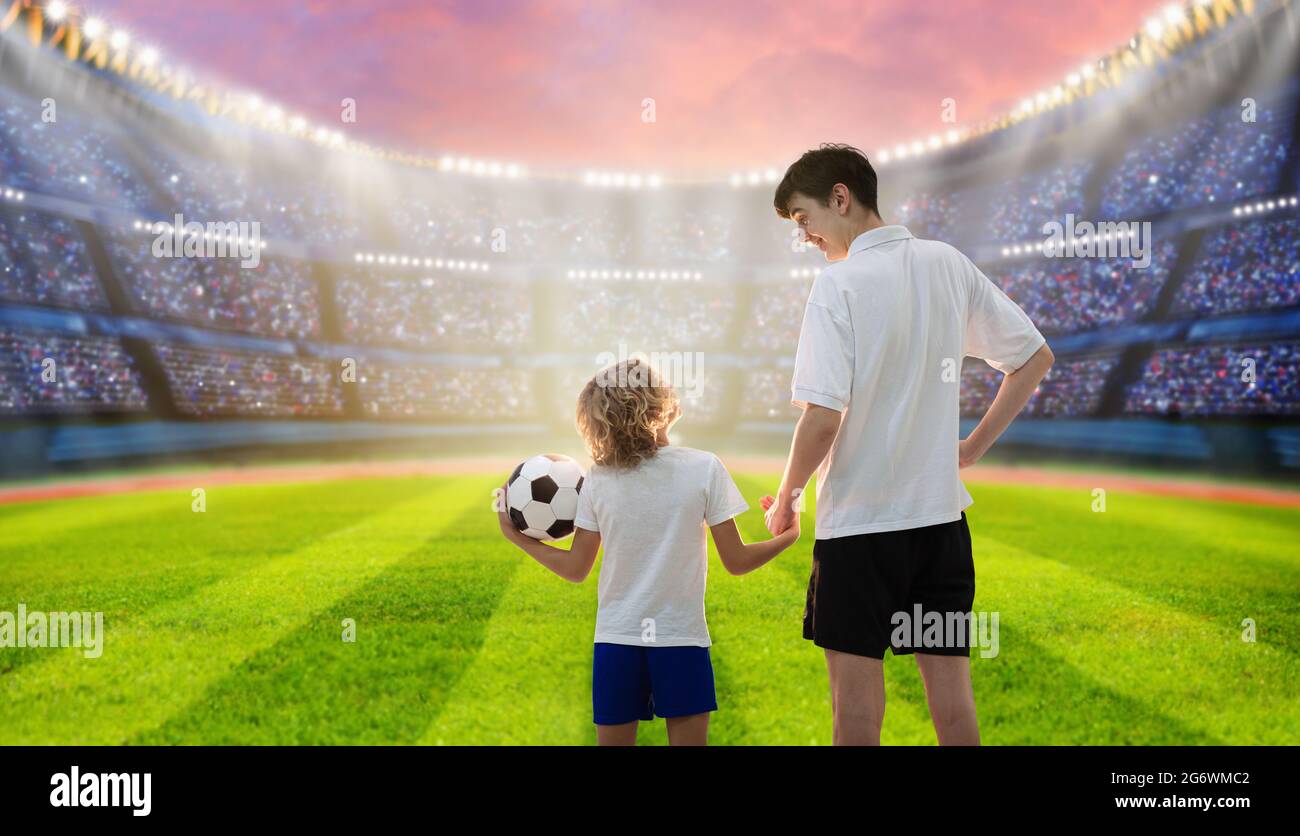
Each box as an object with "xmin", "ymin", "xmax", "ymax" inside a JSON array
[{"xmin": 761, "ymin": 492, "xmax": 800, "ymax": 540}]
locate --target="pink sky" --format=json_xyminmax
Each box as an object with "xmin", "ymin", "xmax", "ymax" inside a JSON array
[{"xmin": 89, "ymin": 0, "xmax": 1166, "ymax": 176}]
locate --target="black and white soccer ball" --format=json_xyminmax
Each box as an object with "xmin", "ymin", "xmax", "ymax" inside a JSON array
[{"xmin": 505, "ymin": 454, "xmax": 586, "ymax": 540}]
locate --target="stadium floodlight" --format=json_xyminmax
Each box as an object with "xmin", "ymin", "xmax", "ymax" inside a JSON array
[
  {"xmin": 456, "ymin": 158, "xmax": 471, "ymax": 172},
  {"xmin": 83, "ymin": 17, "xmax": 105, "ymax": 38},
  {"xmin": 1266, "ymin": 201, "xmax": 1275, "ymax": 211},
  {"xmin": 647, "ymin": 174, "xmax": 662, "ymax": 189},
  {"xmin": 910, "ymin": 140, "xmax": 924, "ymax": 156},
  {"xmin": 1081, "ymin": 63, "xmax": 1095, "ymax": 80},
  {"xmin": 267, "ymin": 106, "xmax": 283, "ymax": 121},
  {"xmin": 313, "ymin": 127, "xmax": 328, "ymax": 142},
  {"xmin": 1035, "ymin": 91, "xmax": 1048, "ymax": 108},
  {"xmin": 472, "ymin": 161, "xmax": 486, "ymax": 175},
  {"xmin": 612, "ymin": 172, "xmax": 626, "ymax": 187},
  {"xmin": 945, "ymin": 129, "xmax": 960, "ymax": 144},
  {"xmin": 1232, "ymin": 208, "xmax": 1241, "ymax": 217},
  {"xmin": 1067, "ymin": 73, "xmax": 1081, "ymax": 87},
  {"xmin": 1254, "ymin": 203, "xmax": 1265, "ymax": 212},
  {"xmin": 488, "ymin": 162, "xmax": 502, "ymax": 177},
  {"xmin": 1243, "ymin": 205, "xmax": 1254, "ymax": 215},
  {"xmin": 1145, "ymin": 18, "xmax": 1164, "ymax": 39},
  {"xmin": 729, "ymin": 173, "xmax": 743, "ymax": 187},
  {"xmin": 877, "ymin": 149, "xmax": 891, "ymax": 164},
  {"xmin": 927, "ymin": 135, "xmax": 941, "ymax": 150},
  {"xmin": 46, "ymin": 2, "xmax": 68, "ymax": 22},
  {"xmin": 289, "ymin": 116, "xmax": 306, "ymax": 132},
  {"xmin": 764, "ymin": 168, "xmax": 779, "ymax": 182},
  {"xmin": 110, "ymin": 30, "xmax": 130, "ymax": 51},
  {"xmin": 894, "ymin": 144, "xmax": 908, "ymax": 159},
  {"xmin": 1001, "ymin": 247, "xmax": 1010, "ymax": 257},
  {"xmin": 1291, "ymin": 197, "xmax": 1298, "ymax": 207},
  {"xmin": 1164, "ymin": 5, "xmax": 1185, "ymax": 26},
  {"xmin": 140, "ymin": 48, "xmax": 159, "ymax": 67},
  {"xmin": 1020, "ymin": 98, "xmax": 1034, "ymax": 114},
  {"xmin": 747, "ymin": 171, "xmax": 761, "ymax": 186}
]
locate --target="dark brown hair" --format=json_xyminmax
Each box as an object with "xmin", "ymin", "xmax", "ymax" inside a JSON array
[{"xmin": 773, "ymin": 143, "xmax": 879, "ymax": 220}]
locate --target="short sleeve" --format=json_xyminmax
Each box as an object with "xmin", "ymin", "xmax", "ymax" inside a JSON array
[
  {"xmin": 573, "ymin": 473, "xmax": 598, "ymax": 532},
  {"xmin": 705, "ymin": 456, "xmax": 749, "ymax": 527},
  {"xmin": 962, "ymin": 258, "xmax": 1046, "ymax": 375},
  {"xmin": 790, "ymin": 300, "xmax": 854, "ymax": 411}
]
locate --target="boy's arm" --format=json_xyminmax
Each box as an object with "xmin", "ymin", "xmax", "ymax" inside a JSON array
[
  {"xmin": 709, "ymin": 513, "xmax": 800, "ymax": 576},
  {"xmin": 495, "ymin": 488, "xmax": 601, "ymax": 582},
  {"xmin": 767, "ymin": 404, "xmax": 841, "ymax": 535},
  {"xmin": 960, "ymin": 342, "xmax": 1054, "ymax": 467}
]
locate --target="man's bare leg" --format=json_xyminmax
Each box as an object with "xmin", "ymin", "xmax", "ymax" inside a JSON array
[
  {"xmin": 915, "ymin": 653, "xmax": 980, "ymax": 745},
  {"xmin": 824, "ymin": 648, "xmax": 885, "ymax": 745},
  {"xmin": 665, "ymin": 713, "xmax": 709, "ymax": 746},
  {"xmin": 596, "ymin": 721, "xmax": 638, "ymax": 746}
]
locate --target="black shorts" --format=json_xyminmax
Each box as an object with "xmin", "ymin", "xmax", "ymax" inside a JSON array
[{"xmin": 803, "ymin": 512, "xmax": 975, "ymax": 660}]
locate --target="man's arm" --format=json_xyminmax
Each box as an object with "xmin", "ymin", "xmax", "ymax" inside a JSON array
[
  {"xmin": 960, "ymin": 342, "xmax": 1054, "ymax": 468},
  {"xmin": 765, "ymin": 403, "xmax": 842, "ymax": 535}
]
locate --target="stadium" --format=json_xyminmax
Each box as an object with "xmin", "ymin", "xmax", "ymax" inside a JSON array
[{"xmin": 0, "ymin": 0, "xmax": 1298, "ymax": 751}]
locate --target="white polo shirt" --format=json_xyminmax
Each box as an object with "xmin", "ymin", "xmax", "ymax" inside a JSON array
[{"xmin": 790, "ymin": 224, "xmax": 1046, "ymax": 537}]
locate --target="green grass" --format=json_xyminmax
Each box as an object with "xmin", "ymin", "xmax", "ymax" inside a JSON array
[{"xmin": 1, "ymin": 469, "xmax": 1297, "ymax": 744}]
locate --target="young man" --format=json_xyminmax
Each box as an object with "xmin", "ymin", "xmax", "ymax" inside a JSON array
[{"xmin": 761, "ymin": 143, "xmax": 1054, "ymax": 745}]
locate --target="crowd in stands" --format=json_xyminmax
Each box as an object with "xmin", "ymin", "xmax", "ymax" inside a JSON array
[
  {"xmin": 157, "ymin": 343, "xmax": 342, "ymax": 417},
  {"xmin": 1125, "ymin": 341, "xmax": 1300, "ymax": 416},
  {"xmin": 0, "ymin": 327, "xmax": 147, "ymax": 413},
  {"xmin": 0, "ymin": 86, "xmax": 157, "ymax": 214},
  {"xmin": 1100, "ymin": 99, "xmax": 1293, "ymax": 218},
  {"xmin": 741, "ymin": 279, "xmax": 813, "ymax": 353},
  {"xmin": 565, "ymin": 279, "xmax": 737, "ymax": 351},
  {"xmin": 962, "ymin": 160, "xmax": 1092, "ymax": 243},
  {"xmin": 108, "ymin": 230, "xmax": 321, "ymax": 339},
  {"xmin": 357, "ymin": 364, "xmax": 531, "ymax": 420},
  {"xmin": 0, "ymin": 207, "xmax": 106, "ymax": 310},
  {"xmin": 336, "ymin": 270, "xmax": 531, "ymax": 351},
  {"xmin": 989, "ymin": 240, "xmax": 1177, "ymax": 333},
  {"xmin": 1173, "ymin": 215, "xmax": 1300, "ymax": 316},
  {"xmin": 961, "ymin": 354, "xmax": 1119, "ymax": 418}
]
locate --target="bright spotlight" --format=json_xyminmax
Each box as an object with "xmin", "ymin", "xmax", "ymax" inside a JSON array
[
  {"xmin": 46, "ymin": 1, "xmax": 68, "ymax": 22},
  {"xmin": 109, "ymin": 30, "xmax": 130, "ymax": 50},
  {"xmin": 83, "ymin": 17, "xmax": 105, "ymax": 38}
]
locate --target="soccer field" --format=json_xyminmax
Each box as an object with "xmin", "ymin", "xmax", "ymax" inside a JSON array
[{"xmin": 1, "ymin": 468, "xmax": 1297, "ymax": 745}]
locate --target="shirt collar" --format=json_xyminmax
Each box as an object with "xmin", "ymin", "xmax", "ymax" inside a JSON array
[{"xmin": 848, "ymin": 224, "xmax": 913, "ymax": 256}]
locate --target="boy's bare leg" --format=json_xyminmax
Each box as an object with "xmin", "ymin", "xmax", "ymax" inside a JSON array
[
  {"xmin": 824, "ymin": 649, "xmax": 885, "ymax": 745},
  {"xmin": 665, "ymin": 713, "xmax": 709, "ymax": 746},
  {"xmin": 915, "ymin": 653, "xmax": 980, "ymax": 745},
  {"xmin": 596, "ymin": 721, "xmax": 638, "ymax": 746}
]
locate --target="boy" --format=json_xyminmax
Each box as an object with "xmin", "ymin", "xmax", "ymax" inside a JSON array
[{"xmin": 762, "ymin": 143, "xmax": 1054, "ymax": 745}]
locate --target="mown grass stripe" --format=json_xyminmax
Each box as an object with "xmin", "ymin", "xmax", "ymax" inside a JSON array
[
  {"xmin": 136, "ymin": 497, "xmax": 515, "ymax": 744},
  {"xmin": 0, "ymin": 477, "xmax": 486, "ymax": 744}
]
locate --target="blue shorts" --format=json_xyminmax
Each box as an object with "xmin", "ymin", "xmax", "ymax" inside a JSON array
[{"xmin": 592, "ymin": 642, "xmax": 718, "ymax": 725}]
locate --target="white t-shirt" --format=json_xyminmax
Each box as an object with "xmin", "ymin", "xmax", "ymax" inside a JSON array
[
  {"xmin": 790, "ymin": 224, "xmax": 1046, "ymax": 538},
  {"xmin": 573, "ymin": 445, "xmax": 748, "ymax": 647}
]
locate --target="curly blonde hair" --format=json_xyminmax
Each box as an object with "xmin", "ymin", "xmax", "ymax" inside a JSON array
[{"xmin": 575, "ymin": 357, "xmax": 681, "ymax": 469}]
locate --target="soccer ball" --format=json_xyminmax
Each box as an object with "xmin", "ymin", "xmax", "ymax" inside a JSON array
[{"xmin": 505, "ymin": 454, "xmax": 586, "ymax": 540}]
